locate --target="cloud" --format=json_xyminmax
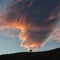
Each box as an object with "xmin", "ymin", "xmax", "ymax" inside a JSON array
[
  {"xmin": 0, "ymin": 0, "xmax": 60, "ymax": 50},
  {"xmin": 0, "ymin": 27, "xmax": 20, "ymax": 38},
  {"xmin": 49, "ymin": 17, "xmax": 60, "ymax": 42}
]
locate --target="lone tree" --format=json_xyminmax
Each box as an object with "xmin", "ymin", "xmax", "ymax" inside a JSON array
[{"xmin": 30, "ymin": 49, "xmax": 32, "ymax": 52}]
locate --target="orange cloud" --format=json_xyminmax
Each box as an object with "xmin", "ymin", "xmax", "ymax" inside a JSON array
[{"xmin": 0, "ymin": 0, "xmax": 60, "ymax": 51}]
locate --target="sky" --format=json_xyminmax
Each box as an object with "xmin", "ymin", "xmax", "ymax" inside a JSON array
[{"xmin": 0, "ymin": 0, "xmax": 60, "ymax": 55}]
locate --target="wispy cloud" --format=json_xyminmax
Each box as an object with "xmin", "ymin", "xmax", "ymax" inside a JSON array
[
  {"xmin": 0, "ymin": 0, "xmax": 60, "ymax": 50},
  {"xmin": 49, "ymin": 18, "xmax": 60, "ymax": 42},
  {"xmin": 0, "ymin": 27, "xmax": 20, "ymax": 38}
]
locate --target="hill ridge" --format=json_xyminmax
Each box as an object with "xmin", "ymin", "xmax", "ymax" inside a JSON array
[{"xmin": 0, "ymin": 48, "xmax": 60, "ymax": 60}]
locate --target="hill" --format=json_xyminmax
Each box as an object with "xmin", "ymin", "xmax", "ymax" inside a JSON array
[{"xmin": 0, "ymin": 48, "xmax": 60, "ymax": 60}]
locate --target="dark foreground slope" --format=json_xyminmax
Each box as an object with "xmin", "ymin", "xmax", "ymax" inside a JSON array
[{"xmin": 0, "ymin": 48, "xmax": 60, "ymax": 60}]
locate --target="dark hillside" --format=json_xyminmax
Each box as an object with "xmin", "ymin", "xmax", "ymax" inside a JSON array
[{"xmin": 0, "ymin": 48, "xmax": 60, "ymax": 60}]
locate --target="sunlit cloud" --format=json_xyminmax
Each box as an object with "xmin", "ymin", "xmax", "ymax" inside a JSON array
[{"xmin": 0, "ymin": 0, "xmax": 60, "ymax": 50}]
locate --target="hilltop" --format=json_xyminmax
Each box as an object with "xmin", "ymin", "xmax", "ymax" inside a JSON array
[{"xmin": 0, "ymin": 48, "xmax": 60, "ymax": 60}]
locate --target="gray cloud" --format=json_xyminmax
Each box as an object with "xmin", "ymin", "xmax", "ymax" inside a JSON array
[{"xmin": 0, "ymin": 0, "xmax": 60, "ymax": 50}]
